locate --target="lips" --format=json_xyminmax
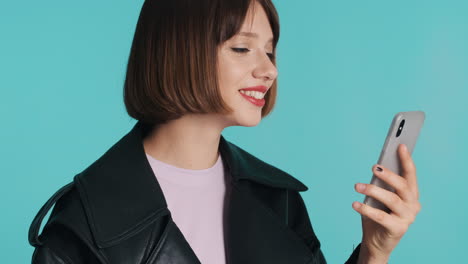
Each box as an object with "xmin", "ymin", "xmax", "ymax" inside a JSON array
[
  {"xmin": 238, "ymin": 86, "xmax": 267, "ymax": 107},
  {"xmin": 239, "ymin": 85, "xmax": 268, "ymax": 93}
]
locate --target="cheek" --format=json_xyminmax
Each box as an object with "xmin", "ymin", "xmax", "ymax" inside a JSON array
[
  {"xmin": 219, "ymin": 63, "xmax": 249, "ymax": 90},
  {"xmin": 217, "ymin": 51, "xmax": 253, "ymax": 104},
  {"xmin": 218, "ymin": 62, "xmax": 244, "ymax": 96}
]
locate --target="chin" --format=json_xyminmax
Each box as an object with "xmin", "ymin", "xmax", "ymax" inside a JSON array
[
  {"xmin": 235, "ymin": 111, "xmax": 262, "ymax": 127},
  {"xmin": 222, "ymin": 99, "xmax": 263, "ymax": 127}
]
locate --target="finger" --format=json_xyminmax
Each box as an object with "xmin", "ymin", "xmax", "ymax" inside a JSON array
[
  {"xmin": 352, "ymin": 201, "xmax": 400, "ymax": 232},
  {"xmin": 355, "ymin": 183, "xmax": 410, "ymax": 218},
  {"xmin": 398, "ymin": 144, "xmax": 419, "ymax": 197},
  {"xmin": 372, "ymin": 164, "xmax": 415, "ymax": 202}
]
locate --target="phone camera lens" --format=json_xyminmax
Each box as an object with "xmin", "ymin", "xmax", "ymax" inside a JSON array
[{"xmin": 396, "ymin": 119, "xmax": 405, "ymax": 137}]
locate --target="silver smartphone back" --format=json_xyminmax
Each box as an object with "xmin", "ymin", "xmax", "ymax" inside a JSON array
[{"xmin": 363, "ymin": 111, "xmax": 425, "ymax": 213}]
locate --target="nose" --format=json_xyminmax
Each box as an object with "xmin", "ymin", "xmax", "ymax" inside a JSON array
[{"xmin": 252, "ymin": 53, "xmax": 278, "ymax": 82}]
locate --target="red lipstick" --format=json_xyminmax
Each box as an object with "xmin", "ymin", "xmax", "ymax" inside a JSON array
[
  {"xmin": 239, "ymin": 86, "xmax": 268, "ymax": 93},
  {"xmin": 238, "ymin": 86, "xmax": 267, "ymax": 107}
]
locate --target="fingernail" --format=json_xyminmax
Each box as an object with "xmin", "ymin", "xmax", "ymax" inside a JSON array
[
  {"xmin": 403, "ymin": 144, "xmax": 408, "ymax": 152},
  {"xmin": 353, "ymin": 202, "xmax": 362, "ymax": 209},
  {"xmin": 356, "ymin": 183, "xmax": 366, "ymax": 192},
  {"xmin": 376, "ymin": 166, "xmax": 383, "ymax": 172}
]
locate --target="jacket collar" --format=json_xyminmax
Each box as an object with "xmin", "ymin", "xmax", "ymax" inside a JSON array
[{"xmin": 74, "ymin": 120, "xmax": 307, "ymax": 248}]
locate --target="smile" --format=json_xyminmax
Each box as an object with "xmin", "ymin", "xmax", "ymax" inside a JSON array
[{"xmin": 239, "ymin": 90, "xmax": 266, "ymax": 107}]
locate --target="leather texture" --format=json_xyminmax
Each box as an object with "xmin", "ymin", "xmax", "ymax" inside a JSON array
[{"xmin": 28, "ymin": 121, "xmax": 362, "ymax": 263}]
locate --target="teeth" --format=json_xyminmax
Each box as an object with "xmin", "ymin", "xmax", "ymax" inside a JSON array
[{"xmin": 239, "ymin": 90, "xmax": 265, "ymax": 99}]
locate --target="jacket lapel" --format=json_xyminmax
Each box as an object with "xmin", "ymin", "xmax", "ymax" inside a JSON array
[
  {"xmin": 75, "ymin": 121, "xmax": 314, "ymax": 263},
  {"xmin": 74, "ymin": 121, "xmax": 170, "ymax": 249},
  {"xmin": 225, "ymin": 184, "xmax": 316, "ymax": 264},
  {"xmin": 218, "ymin": 132, "xmax": 317, "ymax": 264}
]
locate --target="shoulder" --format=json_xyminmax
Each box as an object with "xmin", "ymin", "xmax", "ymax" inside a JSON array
[
  {"xmin": 29, "ymin": 181, "xmax": 85, "ymax": 245},
  {"xmin": 29, "ymin": 181, "xmax": 103, "ymax": 263}
]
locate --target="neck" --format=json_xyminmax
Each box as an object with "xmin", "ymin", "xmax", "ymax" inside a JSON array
[{"xmin": 143, "ymin": 113, "xmax": 226, "ymax": 170}]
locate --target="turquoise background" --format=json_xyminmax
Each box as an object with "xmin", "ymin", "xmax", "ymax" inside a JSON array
[{"xmin": 1, "ymin": 0, "xmax": 467, "ymax": 262}]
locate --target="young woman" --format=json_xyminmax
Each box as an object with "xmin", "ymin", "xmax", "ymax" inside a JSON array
[{"xmin": 28, "ymin": 0, "xmax": 421, "ymax": 263}]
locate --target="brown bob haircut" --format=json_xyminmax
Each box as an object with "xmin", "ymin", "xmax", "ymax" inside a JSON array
[{"xmin": 124, "ymin": 0, "xmax": 280, "ymax": 125}]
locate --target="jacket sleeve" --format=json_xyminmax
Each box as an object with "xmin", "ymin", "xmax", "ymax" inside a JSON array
[
  {"xmin": 32, "ymin": 245, "xmax": 70, "ymax": 264},
  {"xmin": 286, "ymin": 190, "xmax": 327, "ymax": 263},
  {"xmin": 344, "ymin": 243, "xmax": 361, "ymax": 264},
  {"xmin": 30, "ymin": 223, "xmax": 102, "ymax": 264},
  {"xmin": 287, "ymin": 190, "xmax": 362, "ymax": 264},
  {"xmin": 29, "ymin": 182, "xmax": 101, "ymax": 264}
]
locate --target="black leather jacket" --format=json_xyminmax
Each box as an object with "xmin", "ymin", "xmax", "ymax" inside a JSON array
[{"xmin": 28, "ymin": 121, "xmax": 361, "ymax": 263}]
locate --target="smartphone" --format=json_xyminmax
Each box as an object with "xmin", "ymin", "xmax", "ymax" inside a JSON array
[{"xmin": 363, "ymin": 111, "xmax": 425, "ymax": 214}]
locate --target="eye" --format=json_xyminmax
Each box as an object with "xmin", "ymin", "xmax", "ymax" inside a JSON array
[
  {"xmin": 231, "ymin": 48, "xmax": 276, "ymax": 60},
  {"xmin": 231, "ymin": 47, "xmax": 250, "ymax": 53}
]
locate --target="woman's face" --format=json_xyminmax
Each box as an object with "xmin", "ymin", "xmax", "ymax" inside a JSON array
[{"xmin": 217, "ymin": 1, "xmax": 278, "ymax": 127}]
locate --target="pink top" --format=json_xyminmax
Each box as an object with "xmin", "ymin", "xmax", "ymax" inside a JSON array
[{"xmin": 145, "ymin": 152, "xmax": 227, "ymax": 264}]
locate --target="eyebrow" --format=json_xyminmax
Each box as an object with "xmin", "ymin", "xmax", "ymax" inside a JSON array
[{"xmin": 238, "ymin": 32, "xmax": 273, "ymax": 43}]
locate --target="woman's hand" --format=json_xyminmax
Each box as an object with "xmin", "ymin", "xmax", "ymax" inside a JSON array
[{"xmin": 352, "ymin": 144, "xmax": 421, "ymax": 263}]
